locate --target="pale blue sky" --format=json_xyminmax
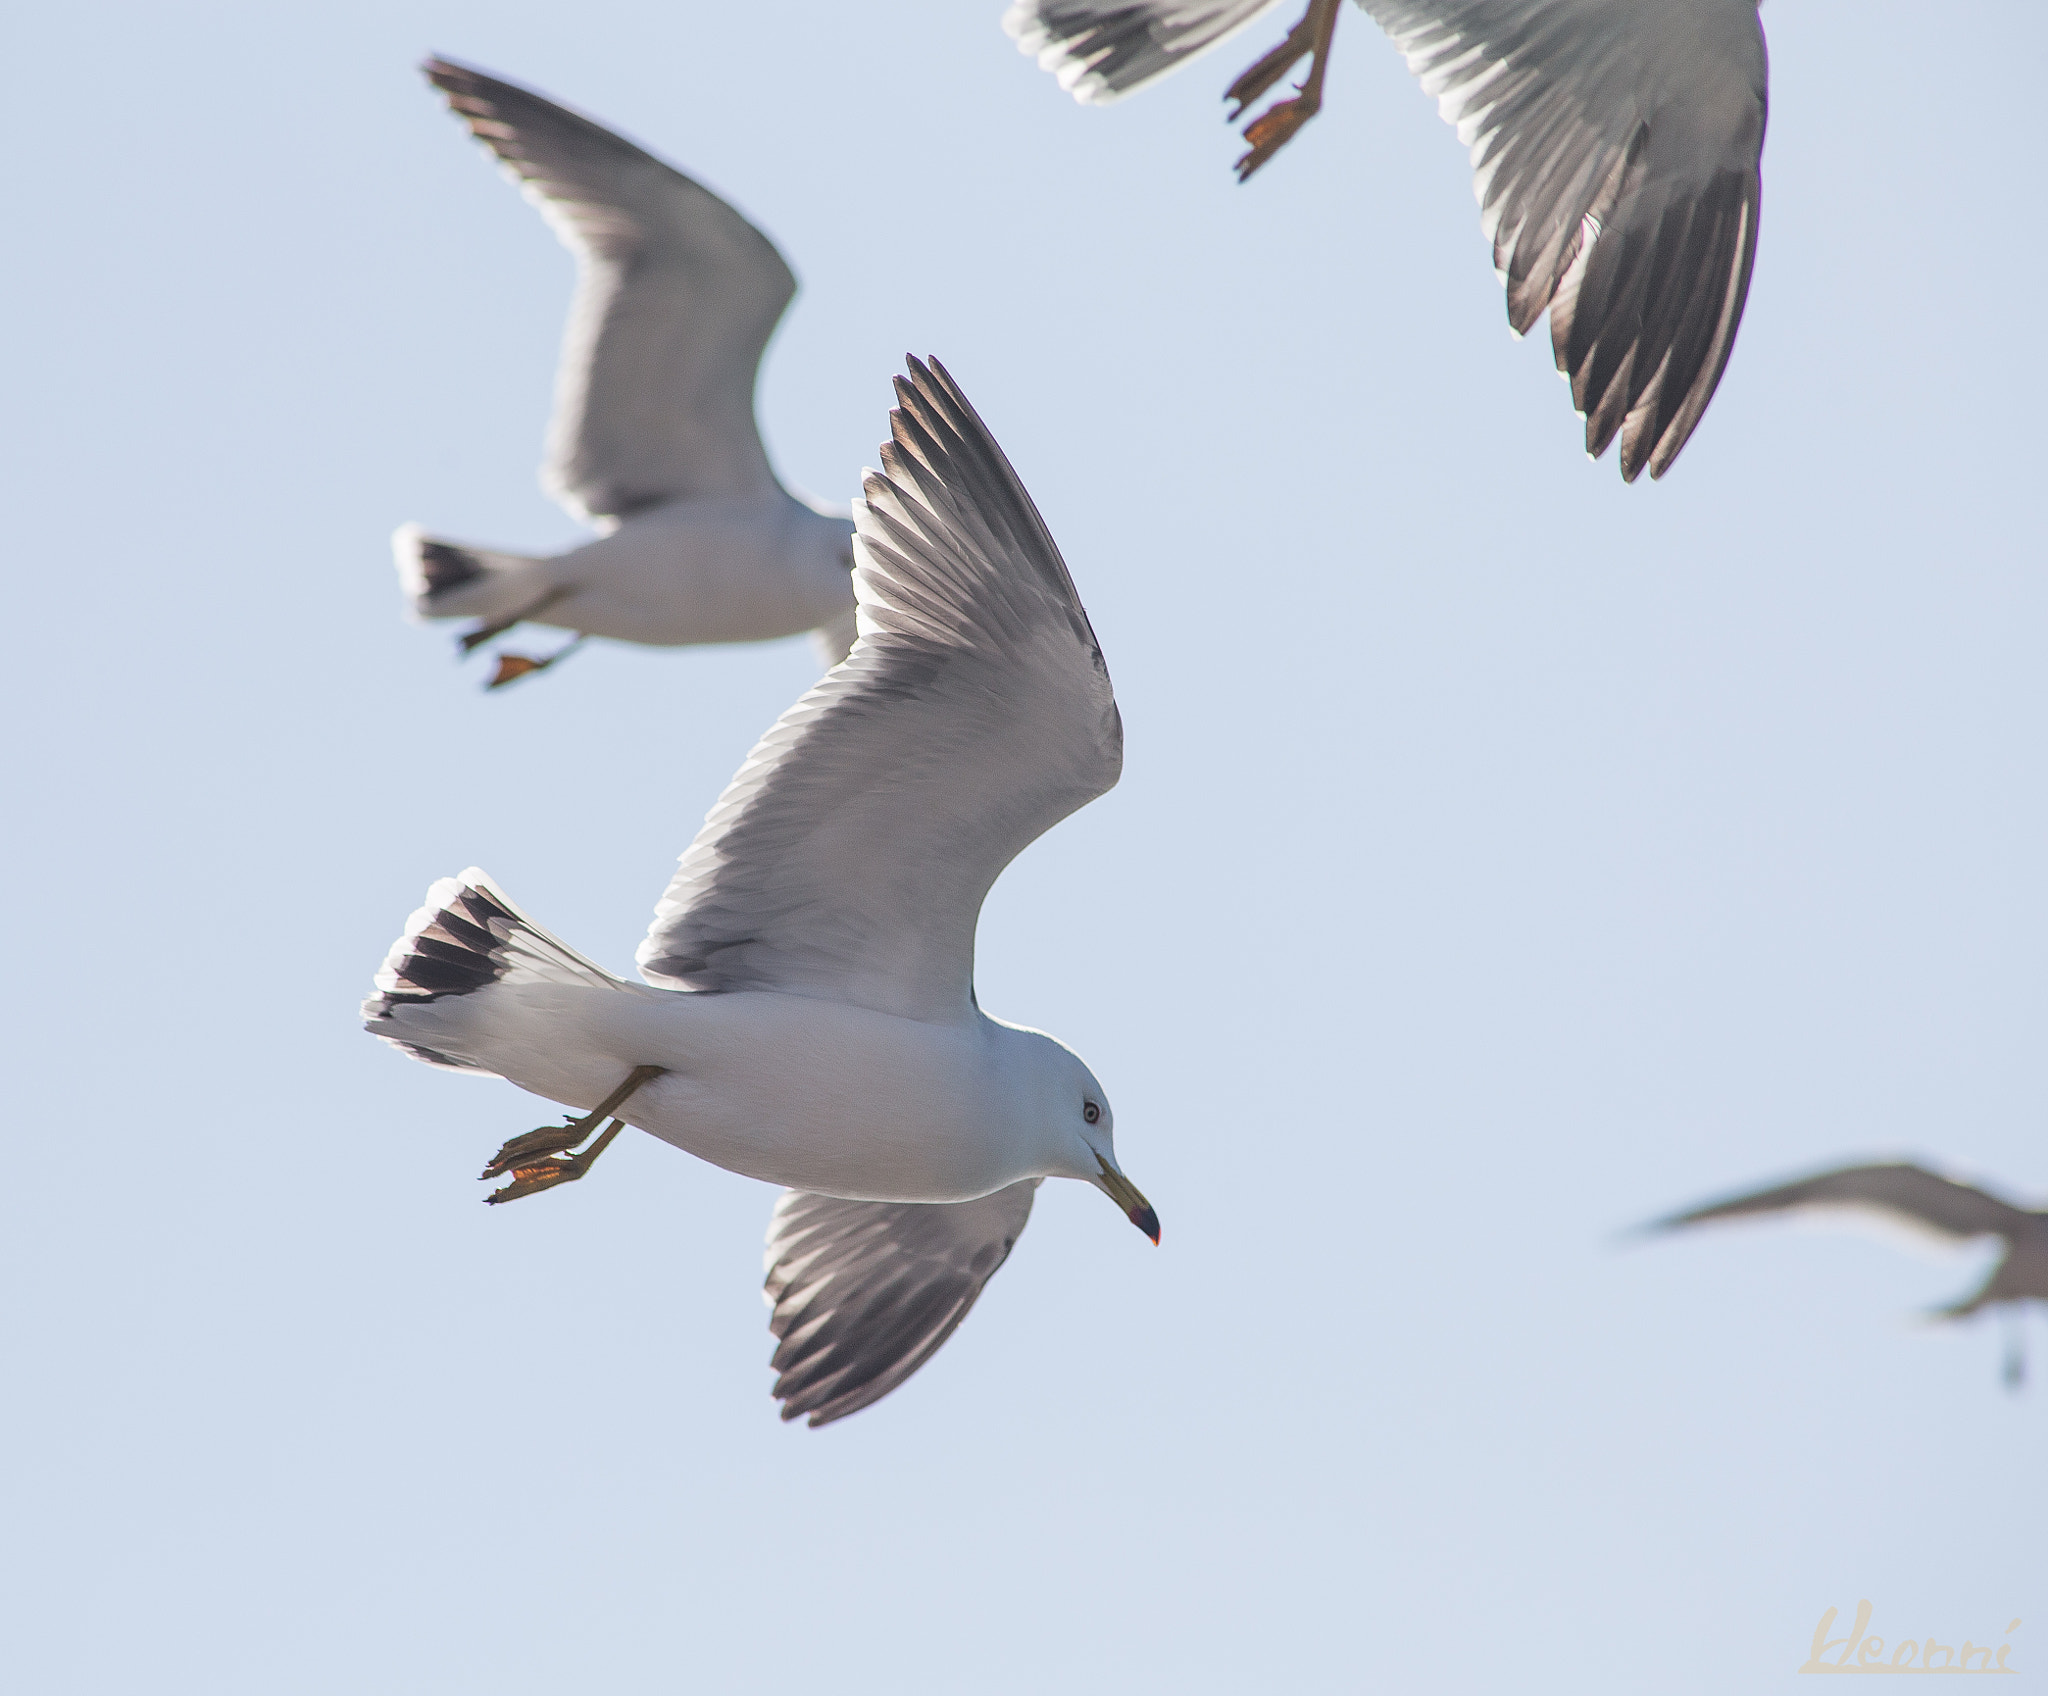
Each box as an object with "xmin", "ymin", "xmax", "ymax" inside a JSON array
[{"xmin": 2, "ymin": 2, "xmax": 2041, "ymax": 1690}]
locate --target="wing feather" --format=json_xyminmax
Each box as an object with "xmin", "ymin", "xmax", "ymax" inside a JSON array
[
  {"xmin": 765, "ymin": 1182, "xmax": 1040, "ymax": 1427},
  {"xmin": 1359, "ymin": 0, "xmax": 1767, "ymax": 479},
  {"xmin": 423, "ymin": 58, "xmax": 794, "ymax": 518},
  {"xmin": 1655, "ymin": 1162, "xmax": 2037, "ymax": 1243},
  {"xmin": 636, "ymin": 358, "xmax": 1121, "ymax": 1023}
]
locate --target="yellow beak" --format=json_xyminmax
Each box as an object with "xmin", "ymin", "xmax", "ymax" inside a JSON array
[{"xmin": 1096, "ymin": 1155, "xmax": 1160, "ymax": 1244}]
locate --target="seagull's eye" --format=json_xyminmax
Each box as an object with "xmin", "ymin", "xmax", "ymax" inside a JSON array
[{"xmin": 1082, "ymin": 1102, "xmax": 1101, "ymax": 1125}]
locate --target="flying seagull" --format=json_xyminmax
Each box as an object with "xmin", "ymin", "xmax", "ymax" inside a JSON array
[
  {"xmin": 365, "ymin": 358, "xmax": 1157, "ymax": 1426},
  {"xmin": 1648, "ymin": 1160, "xmax": 2048, "ymax": 1388},
  {"xmin": 396, "ymin": 58, "xmax": 857, "ymax": 689},
  {"xmin": 1005, "ymin": 0, "xmax": 1768, "ymax": 482}
]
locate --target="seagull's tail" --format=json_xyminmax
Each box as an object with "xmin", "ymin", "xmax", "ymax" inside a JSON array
[
  {"xmin": 363, "ymin": 870, "xmax": 623, "ymax": 1072},
  {"xmin": 391, "ymin": 523, "xmax": 552, "ymax": 623}
]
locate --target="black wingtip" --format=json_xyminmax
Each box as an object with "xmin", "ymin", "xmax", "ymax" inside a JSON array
[
  {"xmin": 900, "ymin": 354, "xmax": 962, "ymax": 405},
  {"xmin": 896, "ymin": 354, "xmax": 937, "ymax": 407},
  {"xmin": 421, "ymin": 56, "xmax": 486, "ymax": 108}
]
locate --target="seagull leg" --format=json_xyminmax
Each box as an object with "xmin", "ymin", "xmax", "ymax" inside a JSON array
[
  {"xmin": 1226, "ymin": 0, "xmax": 1343, "ymax": 182},
  {"xmin": 485, "ymin": 634, "xmax": 589, "ymax": 691},
  {"xmin": 1224, "ymin": 4, "xmax": 1322, "ymax": 115},
  {"xmin": 481, "ymin": 1064, "xmax": 664, "ymax": 1205},
  {"xmin": 456, "ymin": 585, "xmax": 575, "ymax": 657},
  {"xmin": 2001, "ymin": 1313, "xmax": 2026, "ymax": 1393},
  {"xmin": 483, "ymin": 1119, "xmax": 628, "ymax": 1204}
]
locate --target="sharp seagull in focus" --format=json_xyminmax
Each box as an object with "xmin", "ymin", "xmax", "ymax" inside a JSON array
[
  {"xmin": 1006, "ymin": 0, "xmax": 1767, "ymax": 481},
  {"xmin": 365, "ymin": 358, "xmax": 1157, "ymax": 1427},
  {"xmin": 1648, "ymin": 1160, "xmax": 2048, "ymax": 1388},
  {"xmin": 396, "ymin": 58, "xmax": 857, "ymax": 689}
]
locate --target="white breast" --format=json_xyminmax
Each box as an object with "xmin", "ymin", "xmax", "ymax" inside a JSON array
[
  {"xmin": 547, "ymin": 493, "xmax": 853, "ymax": 647},
  {"xmin": 428, "ymin": 982, "xmax": 1049, "ymax": 1203}
]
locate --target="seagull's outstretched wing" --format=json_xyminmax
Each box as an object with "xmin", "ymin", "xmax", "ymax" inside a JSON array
[
  {"xmin": 1004, "ymin": 0, "xmax": 1277, "ymax": 102},
  {"xmin": 764, "ymin": 1181, "xmax": 1040, "ymax": 1428},
  {"xmin": 1654, "ymin": 1162, "xmax": 2036, "ymax": 1243},
  {"xmin": 423, "ymin": 58, "xmax": 794, "ymax": 520},
  {"xmin": 1359, "ymin": 0, "xmax": 1767, "ymax": 480},
  {"xmin": 637, "ymin": 357, "xmax": 1122, "ymax": 1024}
]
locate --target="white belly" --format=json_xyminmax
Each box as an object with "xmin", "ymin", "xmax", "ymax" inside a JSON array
[
  {"xmin": 541, "ymin": 494, "xmax": 853, "ymax": 647},
  {"xmin": 393, "ymin": 982, "xmax": 1037, "ymax": 1203}
]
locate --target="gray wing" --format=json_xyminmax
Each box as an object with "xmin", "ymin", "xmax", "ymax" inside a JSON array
[
  {"xmin": 636, "ymin": 357, "xmax": 1122, "ymax": 1024},
  {"xmin": 1654, "ymin": 1162, "xmax": 2037, "ymax": 1243},
  {"xmin": 1004, "ymin": 0, "xmax": 1278, "ymax": 102},
  {"xmin": 1358, "ymin": 0, "xmax": 1767, "ymax": 480},
  {"xmin": 765, "ymin": 1181, "xmax": 1040, "ymax": 1427},
  {"xmin": 423, "ymin": 58, "xmax": 794, "ymax": 519}
]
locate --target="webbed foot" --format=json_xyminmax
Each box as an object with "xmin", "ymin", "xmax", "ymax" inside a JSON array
[
  {"xmin": 1225, "ymin": 0, "xmax": 1342, "ymax": 182},
  {"xmin": 485, "ymin": 635, "xmax": 587, "ymax": 691},
  {"xmin": 480, "ymin": 1064, "xmax": 664, "ymax": 1205}
]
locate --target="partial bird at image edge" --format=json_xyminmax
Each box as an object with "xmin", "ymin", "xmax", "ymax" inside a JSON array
[
  {"xmin": 1645, "ymin": 1159, "xmax": 2048, "ymax": 1389},
  {"xmin": 1005, "ymin": 0, "xmax": 1769, "ymax": 482}
]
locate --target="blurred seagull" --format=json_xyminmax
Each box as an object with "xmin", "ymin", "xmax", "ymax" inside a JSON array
[
  {"xmin": 1648, "ymin": 1161, "xmax": 2048, "ymax": 1388},
  {"xmin": 396, "ymin": 58, "xmax": 857, "ymax": 689},
  {"xmin": 365, "ymin": 358, "xmax": 1157, "ymax": 1427},
  {"xmin": 1005, "ymin": 0, "xmax": 1768, "ymax": 481}
]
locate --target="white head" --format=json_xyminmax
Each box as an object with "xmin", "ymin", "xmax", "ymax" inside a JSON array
[{"xmin": 1013, "ymin": 1027, "xmax": 1159, "ymax": 1244}]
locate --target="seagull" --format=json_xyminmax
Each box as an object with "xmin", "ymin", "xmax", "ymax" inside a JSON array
[
  {"xmin": 1005, "ymin": 0, "xmax": 1768, "ymax": 482},
  {"xmin": 1647, "ymin": 1160, "xmax": 2048, "ymax": 1388},
  {"xmin": 364, "ymin": 358, "xmax": 1157, "ymax": 1427},
  {"xmin": 396, "ymin": 58, "xmax": 857, "ymax": 689}
]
